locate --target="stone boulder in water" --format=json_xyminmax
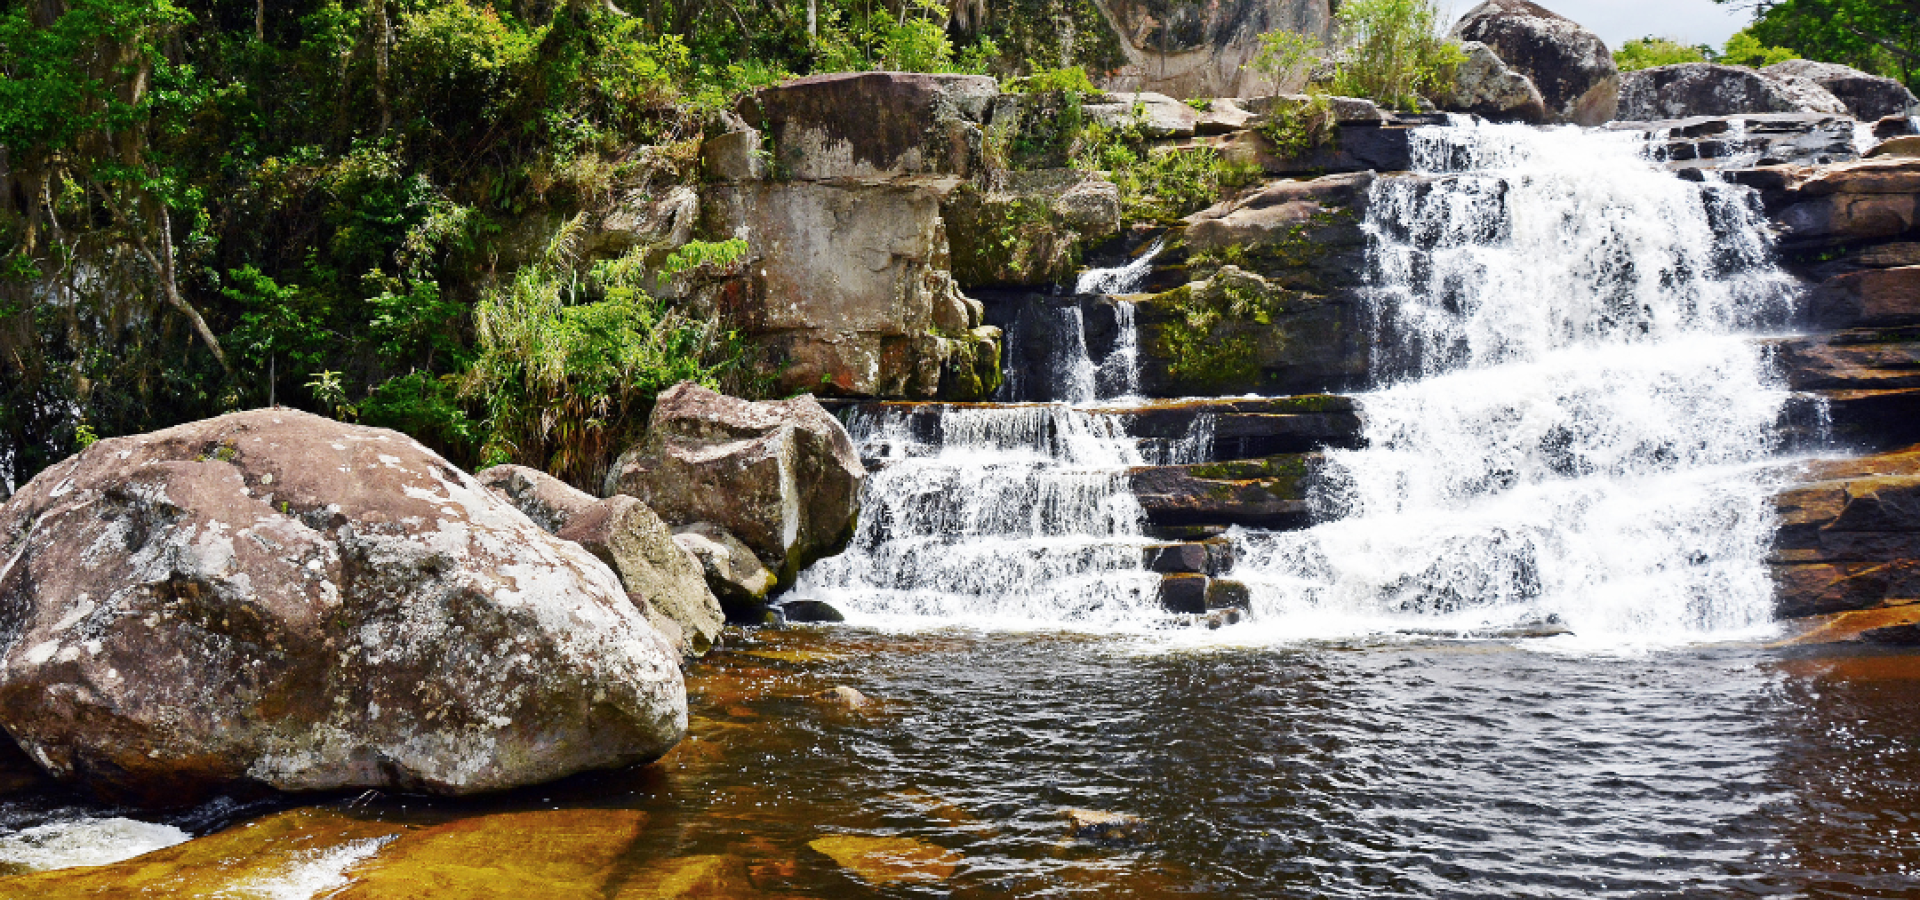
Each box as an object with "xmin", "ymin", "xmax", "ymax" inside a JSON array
[
  {"xmin": 1764, "ymin": 60, "xmax": 1919, "ymax": 122},
  {"xmin": 1452, "ymin": 0, "xmax": 1618, "ymax": 126},
  {"xmin": 1617, "ymin": 63, "xmax": 1848, "ymax": 121},
  {"xmin": 0, "ymin": 410, "xmax": 687, "ymax": 806},
  {"xmin": 605, "ymin": 382, "xmax": 865, "ymax": 588},
  {"xmin": 476, "ymin": 464, "xmax": 725, "ymax": 655}
]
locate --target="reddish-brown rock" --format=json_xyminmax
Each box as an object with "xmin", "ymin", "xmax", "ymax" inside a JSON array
[{"xmin": 0, "ymin": 410, "xmax": 686, "ymax": 806}]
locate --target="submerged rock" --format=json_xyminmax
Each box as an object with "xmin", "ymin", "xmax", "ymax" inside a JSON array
[
  {"xmin": 0, "ymin": 410, "xmax": 686, "ymax": 806},
  {"xmin": 606, "ymin": 382, "xmax": 865, "ymax": 588},
  {"xmin": 478, "ymin": 465, "xmax": 725, "ymax": 655},
  {"xmin": 1065, "ymin": 808, "xmax": 1155, "ymax": 845},
  {"xmin": 1452, "ymin": 0, "xmax": 1618, "ymax": 126},
  {"xmin": 809, "ymin": 834, "xmax": 960, "ymax": 885}
]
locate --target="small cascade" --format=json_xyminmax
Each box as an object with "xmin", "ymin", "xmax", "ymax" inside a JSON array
[
  {"xmin": 1075, "ymin": 239, "xmax": 1164, "ymax": 294},
  {"xmin": 1229, "ymin": 122, "xmax": 1801, "ymax": 643},
  {"xmin": 794, "ymin": 405, "xmax": 1173, "ymax": 626},
  {"xmin": 794, "ymin": 243, "xmax": 1209, "ymax": 627}
]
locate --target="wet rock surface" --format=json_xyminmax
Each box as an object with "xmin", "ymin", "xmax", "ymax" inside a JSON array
[
  {"xmin": 1772, "ymin": 448, "xmax": 1920, "ymax": 619},
  {"xmin": 606, "ymin": 383, "xmax": 864, "ymax": 587},
  {"xmin": 1130, "ymin": 454, "xmax": 1321, "ymax": 530},
  {"xmin": 0, "ymin": 410, "xmax": 686, "ymax": 806}
]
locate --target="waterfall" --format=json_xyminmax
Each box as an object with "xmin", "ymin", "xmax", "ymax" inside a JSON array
[
  {"xmin": 792, "ymin": 405, "xmax": 1169, "ymax": 627},
  {"xmin": 798, "ymin": 236, "xmax": 1196, "ymax": 626},
  {"xmin": 1229, "ymin": 122, "xmax": 1800, "ymax": 644}
]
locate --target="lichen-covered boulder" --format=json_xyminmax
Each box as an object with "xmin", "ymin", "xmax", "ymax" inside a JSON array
[
  {"xmin": 558, "ymin": 496, "xmax": 726, "ymax": 656},
  {"xmin": 1083, "ymin": 92, "xmax": 1200, "ymax": 138},
  {"xmin": 476, "ymin": 465, "xmax": 725, "ymax": 655},
  {"xmin": 1618, "ymin": 63, "xmax": 1847, "ymax": 121},
  {"xmin": 605, "ymin": 383, "xmax": 865, "ymax": 586},
  {"xmin": 1452, "ymin": 0, "xmax": 1618, "ymax": 125},
  {"xmin": 0, "ymin": 410, "xmax": 686, "ymax": 806},
  {"xmin": 1433, "ymin": 40, "xmax": 1548, "ymax": 123},
  {"xmin": 1765, "ymin": 59, "xmax": 1920, "ymax": 122}
]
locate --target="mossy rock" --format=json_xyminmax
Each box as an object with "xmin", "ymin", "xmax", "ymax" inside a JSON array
[{"xmin": 1135, "ymin": 267, "xmax": 1366, "ymax": 397}]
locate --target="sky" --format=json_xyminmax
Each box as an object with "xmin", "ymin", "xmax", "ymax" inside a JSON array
[{"xmin": 1447, "ymin": 0, "xmax": 1759, "ymax": 50}]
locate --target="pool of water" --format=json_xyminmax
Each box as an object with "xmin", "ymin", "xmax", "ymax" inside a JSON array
[{"xmin": 4, "ymin": 628, "xmax": 1919, "ymax": 898}]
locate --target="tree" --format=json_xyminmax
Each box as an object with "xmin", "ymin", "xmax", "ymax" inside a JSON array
[
  {"xmin": 1615, "ymin": 37, "xmax": 1710, "ymax": 72},
  {"xmin": 1714, "ymin": 0, "xmax": 1920, "ymax": 87}
]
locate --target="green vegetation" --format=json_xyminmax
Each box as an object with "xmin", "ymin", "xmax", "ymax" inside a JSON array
[
  {"xmin": 1712, "ymin": 0, "xmax": 1916, "ymax": 88},
  {"xmin": 1614, "ymin": 31, "xmax": 1798, "ymax": 72},
  {"xmin": 1616, "ymin": 37, "xmax": 1712, "ymax": 71},
  {"xmin": 0, "ymin": 0, "xmax": 1006, "ymax": 491},
  {"xmin": 1248, "ymin": 0, "xmax": 1462, "ymax": 114}
]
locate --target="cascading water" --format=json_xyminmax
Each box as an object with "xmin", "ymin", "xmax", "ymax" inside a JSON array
[
  {"xmin": 1230, "ymin": 121, "xmax": 1801, "ymax": 644},
  {"xmin": 792, "ymin": 241, "xmax": 1198, "ymax": 627}
]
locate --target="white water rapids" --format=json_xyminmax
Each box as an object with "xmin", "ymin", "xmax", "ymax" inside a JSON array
[{"xmin": 798, "ymin": 121, "xmax": 1805, "ymax": 645}]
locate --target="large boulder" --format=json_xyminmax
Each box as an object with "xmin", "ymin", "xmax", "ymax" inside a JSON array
[
  {"xmin": 476, "ymin": 465, "xmax": 726, "ymax": 656},
  {"xmin": 1432, "ymin": 40, "xmax": 1549, "ymax": 123},
  {"xmin": 605, "ymin": 383, "xmax": 865, "ymax": 587},
  {"xmin": 1078, "ymin": 0, "xmax": 1335, "ymax": 98},
  {"xmin": 1452, "ymin": 0, "xmax": 1618, "ymax": 125},
  {"xmin": 1765, "ymin": 59, "xmax": 1920, "ymax": 122},
  {"xmin": 707, "ymin": 72, "xmax": 1007, "ymax": 400},
  {"xmin": 0, "ymin": 410, "xmax": 685, "ymax": 805},
  {"xmin": 1617, "ymin": 63, "xmax": 1848, "ymax": 121}
]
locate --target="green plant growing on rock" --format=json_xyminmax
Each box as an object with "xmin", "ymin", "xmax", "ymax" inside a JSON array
[
  {"xmin": 1250, "ymin": 29, "xmax": 1325, "ymax": 93},
  {"xmin": 1258, "ymin": 92, "xmax": 1339, "ymax": 160},
  {"xmin": 1716, "ymin": 29, "xmax": 1799, "ymax": 68}
]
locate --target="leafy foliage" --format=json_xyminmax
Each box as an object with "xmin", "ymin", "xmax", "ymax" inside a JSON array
[
  {"xmin": 1718, "ymin": 29, "xmax": 1801, "ymax": 68},
  {"xmin": 1713, "ymin": 0, "xmax": 1919, "ymax": 88},
  {"xmin": 1616, "ymin": 37, "xmax": 1711, "ymax": 71},
  {"xmin": 1327, "ymin": 0, "xmax": 1465, "ymax": 112}
]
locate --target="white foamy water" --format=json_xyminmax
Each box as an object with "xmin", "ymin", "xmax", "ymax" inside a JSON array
[
  {"xmin": 218, "ymin": 835, "xmax": 393, "ymax": 900},
  {"xmin": 0, "ymin": 816, "xmax": 190, "ymax": 873},
  {"xmin": 794, "ymin": 403, "xmax": 1211, "ymax": 628},
  {"xmin": 1229, "ymin": 121, "xmax": 1801, "ymax": 645},
  {"xmin": 1075, "ymin": 239, "xmax": 1164, "ymax": 295}
]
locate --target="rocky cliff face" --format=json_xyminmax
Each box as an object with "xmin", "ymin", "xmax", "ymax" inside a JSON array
[{"xmin": 1086, "ymin": 0, "xmax": 1333, "ymax": 98}]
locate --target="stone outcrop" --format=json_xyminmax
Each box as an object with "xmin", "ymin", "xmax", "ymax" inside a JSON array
[
  {"xmin": 477, "ymin": 465, "xmax": 725, "ymax": 656},
  {"xmin": 1452, "ymin": 0, "xmax": 1618, "ymax": 126},
  {"xmin": 1636, "ymin": 114, "xmax": 1859, "ymax": 173},
  {"xmin": 1131, "ymin": 454, "xmax": 1320, "ymax": 531},
  {"xmin": 1084, "ymin": 92, "xmax": 1201, "ymax": 138},
  {"xmin": 1767, "ymin": 157, "xmax": 1920, "ymax": 251},
  {"xmin": 1764, "ymin": 59, "xmax": 1920, "ymax": 122},
  {"xmin": 1772, "ymin": 449, "xmax": 1920, "ymax": 620},
  {"xmin": 605, "ymin": 383, "xmax": 865, "ymax": 588},
  {"xmin": 0, "ymin": 410, "xmax": 686, "ymax": 805},
  {"xmin": 943, "ymin": 169, "xmax": 1122, "ymax": 288},
  {"xmin": 707, "ymin": 73, "xmax": 1005, "ymax": 400},
  {"xmin": 1618, "ymin": 63, "xmax": 1847, "ymax": 121},
  {"xmin": 1433, "ymin": 40, "xmax": 1549, "ymax": 123},
  {"xmin": 1077, "ymin": 0, "xmax": 1334, "ymax": 98}
]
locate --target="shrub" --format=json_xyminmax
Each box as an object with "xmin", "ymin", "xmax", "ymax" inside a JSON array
[
  {"xmin": 1616, "ymin": 37, "xmax": 1710, "ymax": 71},
  {"xmin": 1250, "ymin": 29, "xmax": 1325, "ymax": 93},
  {"xmin": 461, "ymin": 218, "xmax": 746, "ymax": 487},
  {"xmin": 1328, "ymin": 0, "xmax": 1465, "ymax": 112},
  {"xmin": 1717, "ymin": 30, "xmax": 1799, "ymax": 68}
]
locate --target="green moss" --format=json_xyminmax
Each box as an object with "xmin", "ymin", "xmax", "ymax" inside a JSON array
[{"xmin": 1144, "ymin": 269, "xmax": 1313, "ymax": 390}]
